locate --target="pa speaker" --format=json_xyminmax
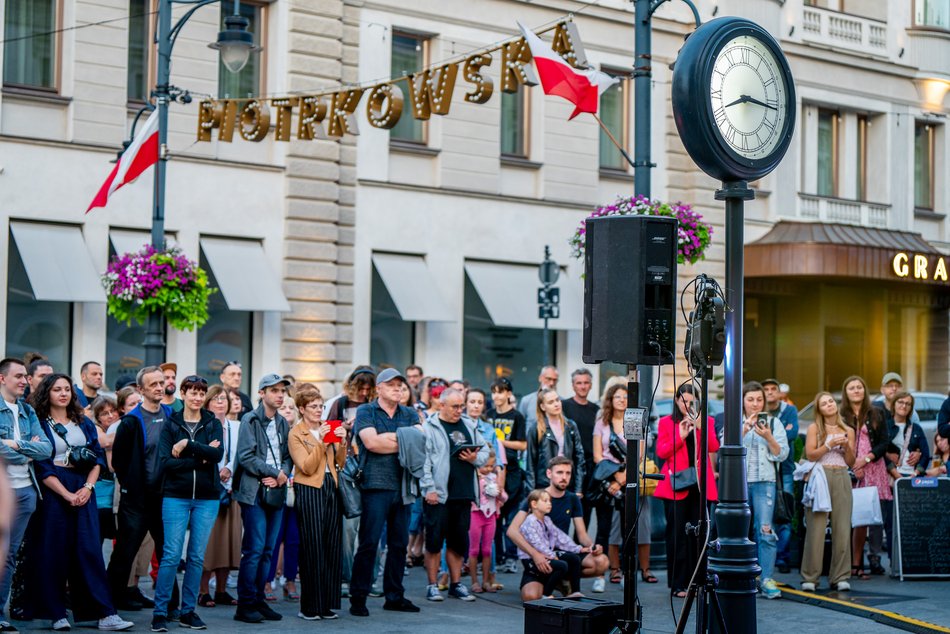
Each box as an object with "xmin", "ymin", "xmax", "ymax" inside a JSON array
[{"xmin": 582, "ymin": 215, "xmax": 677, "ymax": 366}]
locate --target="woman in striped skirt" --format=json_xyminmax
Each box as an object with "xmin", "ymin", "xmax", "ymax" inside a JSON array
[{"xmin": 288, "ymin": 384, "xmax": 347, "ymax": 620}]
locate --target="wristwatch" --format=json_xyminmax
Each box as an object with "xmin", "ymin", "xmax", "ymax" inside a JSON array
[
  {"xmin": 83, "ymin": 482, "xmax": 95, "ymax": 491},
  {"xmin": 864, "ymin": 456, "xmax": 872, "ymax": 464}
]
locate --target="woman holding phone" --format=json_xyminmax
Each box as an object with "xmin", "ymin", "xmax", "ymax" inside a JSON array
[
  {"xmin": 741, "ymin": 381, "xmax": 789, "ymax": 600},
  {"xmin": 289, "ymin": 384, "xmax": 346, "ymax": 620}
]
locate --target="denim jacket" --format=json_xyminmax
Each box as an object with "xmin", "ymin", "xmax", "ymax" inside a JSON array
[
  {"xmin": 0, "ymin": 399, "xmax": 53, "ymax": 496},
  {"xmin": 742, "ymin": 415, "xmax": 789, "ymax": 483}
]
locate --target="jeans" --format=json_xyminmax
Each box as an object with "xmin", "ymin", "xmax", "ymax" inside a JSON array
[
  {"xmin": 350, "ymin": 489, "xmax": 408, "ymax": 603},
  {"xmin": 748, "ymin": 481, "xmax": 778, "ymax": 581},
  {"xmin": 154, "ymin": 498, "xmax": 218, "ymax": 616},
  {"xmin": 238, "ymin": 499, "xmax": 283, "ymax": 606},
  {"xmin": 0, "ymin": 486, "xmax": 36, "ymax": 618},
  {"xmin": 341, "ymin": 516, "xmax": 360, "ymax": 584},
  {"xmin": 775, "ymin": 473, "xmax": 794, "ymax": 566}
]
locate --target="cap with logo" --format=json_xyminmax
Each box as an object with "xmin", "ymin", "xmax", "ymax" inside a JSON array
[{"xmin": 258, "ymin": 373, "xmax": 291, "ymax": 391}]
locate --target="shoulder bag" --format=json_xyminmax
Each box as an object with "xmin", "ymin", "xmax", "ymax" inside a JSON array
[
  {"xmin": 338, "ymin": 449, "xmax": 367, "ymax": 519},
  {"xmin": 259, "ymin": 425, "xmax": 287, "ymax": 511},
  {"xmin": 50, "ymin": 421, "xmax": 98, "ymax": 473},
  {"xmin": 771, "ymin": 460, "xmax": 796, "ymax": 525}
]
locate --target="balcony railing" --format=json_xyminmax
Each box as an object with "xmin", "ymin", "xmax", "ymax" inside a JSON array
[
  {"xmin": 798, "ymin": 194, "xmax": 890, "ymax": 227},
  {"xmin": 801, "ymin": 7, "xmax": 889, "ymax": 57}
]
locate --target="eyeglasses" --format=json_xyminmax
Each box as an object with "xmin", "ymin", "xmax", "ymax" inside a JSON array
[
  {"xmin": 447, "ymin": 404, "xmax": 465, "ymax": 410},
  {"xmin": 211, "ymin": 395, "xmax": 228, "ymax": 403},
  {"xmin": 895, "ymin": 401, "xmax": 913, "ymax": 408},
  {"xmin": 430, "ymin": 380, "xmax": 447, "ymax": 388},
  {"xmin": 183, "ymin": 375, "xmax": 208, "ymax": 385},
  {"xmin": 305, "ymin": 402, "xmax": 325, "ymax": 411}
]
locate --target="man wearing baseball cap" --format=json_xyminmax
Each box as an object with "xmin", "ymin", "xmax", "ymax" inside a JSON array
[
  {"xmin": 761, "ymin": 378, "xmax": 798, "ymax": 573},
  {"xmin": 232, "ymin": 374, "xmax": 293, "ymax": 623},
  {"xmin": 873, "ymin": 372, "xmax": 919, "ymax": 427},
  {"xmin": 349, "ymin": 368, "xmax": 420, "ymax": 617}
]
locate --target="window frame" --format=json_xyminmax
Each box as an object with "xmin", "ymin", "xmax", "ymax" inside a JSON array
[
  {"xmin": 500, "ymin": 84, "xmax": 530, "ymax": 159},
  {"xmin": 598, "ymin": 67, "xmax": 632, "ymax": 172},
  {"xmin": 127, "ymin": 0, "xmax": 156, "ymax": 106},
  {"xmin": 914, "ymin": 121, "xmax": 936, "ymax": 210},
  {"xmin": 389, "ymin": 30, "xmax": 430, "ymax": 146},
  {"xmin": 913, "ymin": 0, "xmax": 950, "ymax": 31},
  {"xmin": 216, "ymin": 0, "xmax": 268, "ymax": 100},
  {"xmin": 816, "ymin": 108, "xmax": 840, "ymax": 198},
  {"xmin": 2, "ymin": 0, "xmax": 63, "ymax": 94},
  {"xmin": 856, "ymin": 114, "xmax": 868, "ymax": 201}
]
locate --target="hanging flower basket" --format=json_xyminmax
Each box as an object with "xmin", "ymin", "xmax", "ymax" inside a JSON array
[
  {"xmin": 569, "ymin": 195, "xmax": 713, "ymax": 265},
  {"xmin": 102, "ymin": 245, "xmax": 215, "ymax": 332}
]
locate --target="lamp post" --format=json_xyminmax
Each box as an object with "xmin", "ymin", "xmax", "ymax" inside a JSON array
[
  {"xmin": 538, "ymin": 245, "xmax": 560, "ymax": 367},
  {"xmin": 142, "ymin": 0, "xmax": 259, "ymax": 367}
]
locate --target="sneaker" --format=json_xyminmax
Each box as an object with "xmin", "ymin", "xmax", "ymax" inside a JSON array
[
  {"xmin": 0, "ymin": 621, "xmax": 19, "ymax": 634},
  {"xmin": 255, "ymin": 602, "xmax": 282, "ymax": 621},
  {"xmin": 500, "ymin": 559, "xmax": 519, "ymax": 574},
  {"xmin": 369, "ymin": 583, "xmax": 384, "ymax": 598},
  {"xmin": 448, "ymin": 583, "xmax": 476, "ymax": 602},
  {"xmin": 52, "ymin": 619, "xmax": 71, "ymax": 632},
  {"xmin": 319, "ymin": 611, "xmax": 338, "ymax": 620},
  {"xmin": 591, "ymin": 578, "xmax": 606, "ymax": 593},
  {"xmin": 297, "ymin": 612, "xmax": 320, "ymax": 621},
  {"xmin": 167, "ymin": 609, "xmax": 181, "ymax": 622},
  {"xmin": 761, "ymin": 579, "xmax": 781, "ymax": 600},
  {"xmin": 233, "ymin": 606, "xmax": 264, "ymax": 624},
  {"xmin": 341, "ymin": 583, "xmax": 350, "ymax": 598},
  {"xmin": 150, "ymin": 616, "xmax": 168, "ymax": 633},
  {"xmin": 178, "ymin": 612, "xmax": 207, "ymax": 630},
  {"xmin": 383, "ymin": 598, "xmax": 420, "ymax": 613},
  {"xmin": 349, "ymin": 600, "xmax": 369, "ymax": 617},
  {"xmin": 800, "ymin": 582, "xmax": 816, "ymax": 592},
  {"xmin": 98, "ymin": 615, "xmax": 134, "ymax": 631},
  {"xmin": 836, "ymin": 581, "xmax": 851, "ymax": 592},
  {"xmin": 426, "ymin": 584, "xmax": 444, "ymax": 602}
]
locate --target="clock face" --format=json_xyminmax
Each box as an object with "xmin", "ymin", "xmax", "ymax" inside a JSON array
[{"xmin": 709, "ymin": 35, "xmax": 788, "ymax": 161}]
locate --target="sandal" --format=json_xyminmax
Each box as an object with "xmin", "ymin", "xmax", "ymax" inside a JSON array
[
  {"xmin": 214, "ymin": 591, "xmax": 237, "ymax": 606},
  {"xmin": 264, "ymin": 590, "xmax": 278, "ymax": 602},
  {"xmin": 609, "ymin": 568, "xmax": 622, "ymax": 584},
  {"xmin": 852, "ymin": 566, "xmax": 870, "ymax": 581},
  {"xmin": 283, "ymin": 586, "xmax": 299, "ymax": 602},
  {"xmin": 483, "ymin": 582, "xmax": 498, "ymax": 593},
  {"xmin": 673, "ymin": 589, "xmax": 688, "ymax": 598},
  {"xmin": 471, "ymin": 583, "xmax": 484, "ymax": 594},
  {"xmin": 197, "ymin": 593, "xmax": 215, "ymax": 608},
  {"xmin": 640, "ymin": 570, "xmax": 658, "ymax": 584}
]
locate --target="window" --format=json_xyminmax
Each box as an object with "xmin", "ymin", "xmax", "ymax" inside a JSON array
[
  {"xmin": 5, "ymin": 236, "xmax": 71, "ymax": 373},
  {"xmin": 462, "ymin": 275, "xmax": 553, "ymax": 393},
  {"xmin": 196, "ymin": 252, "xmax": 252, "ymax": 394},
  {"xmin": 127, "ymin": 0, "xmax": 151, "ymax": 102},
  {"xmin": 914, "ymin": 122, "xmax": 935, "ymax": 209},
  {"xmin": 3, "ymin": 0, "xmax": 57, "ymax": 90},
  {"xmin": 218, "ymin": 2, "xmax": 264, "ymax": 99},
  {"xmin": 370, "ymin": 267, "xmax": 414, "ymax": 370},
  {"xmin": 856, "ymin": 115, "xmax": 868, "ymax": 201},
  {"xmin": 915, "ymin": 0, "xmax": 950, "ymax": 29},
  {"xmin": 599, "ymin": 73, "xmax": 630, "ymax": 170},
  {"xmin": 817, "ymin": 109, "xmax": 838, "ymax": 197},
  {"xmin": 500, "ymin": 86, "xmax": 528, "ymax": 157},
  {"xmin": 390, "ymin": 32, "xmax": 427, "ymax": 144}
]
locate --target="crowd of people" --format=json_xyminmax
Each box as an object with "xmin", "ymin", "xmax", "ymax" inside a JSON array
[{"xmin": 0, "ymin": 354, "xmax": 948, "ymax": 631}]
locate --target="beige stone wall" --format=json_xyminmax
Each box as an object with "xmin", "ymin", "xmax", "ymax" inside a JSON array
[{"xmin": 280, "ymin": 0, "xmax": 356, "ymax": 395}]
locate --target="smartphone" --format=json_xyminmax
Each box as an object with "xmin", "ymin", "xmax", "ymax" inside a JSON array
[
  {"xmin": 325, "ymin": 419, "xmax": 344, "ymax": 443},
  {"xmin": 756, "ymin": 412, "xmax": 768, "ymax": 428}
]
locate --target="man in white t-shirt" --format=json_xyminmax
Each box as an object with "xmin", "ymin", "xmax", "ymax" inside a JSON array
[{"xmin": 0, "ymin": 357, "xmax": 52, "ymax": 632}]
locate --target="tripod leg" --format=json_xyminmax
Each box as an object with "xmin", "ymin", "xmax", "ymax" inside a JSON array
[
  {"xmin": 709, "ymin": 589, "xmax": 729, "ymax": 634},
  {"xmin": 674, "ymin": 585, "xmax": 698, "ymax": 634},
  {"xmin": 694, "ymin": 586, "xmax": 707, "ymax": 634}
]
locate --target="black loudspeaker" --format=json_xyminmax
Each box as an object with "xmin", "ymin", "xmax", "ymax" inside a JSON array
[
  {"xmin": 524, "ymin": 596, "xmax": 624, "ymax": 634},
  {"xmin": 582, "ymin": 215, "xmax": 677, "ymax": 366}
]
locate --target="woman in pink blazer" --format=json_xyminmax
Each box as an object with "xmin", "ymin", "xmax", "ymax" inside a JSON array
[{"xmin": 654, "ymin": 384, "xmax": 719, "ymax": 597}]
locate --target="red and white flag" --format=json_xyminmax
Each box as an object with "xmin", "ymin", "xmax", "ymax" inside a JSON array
[
  {"xmin": 86, "ymin": 108, "xmax": 159, "ymax": 213},
  {"xmin": 518, "ymin": 22, "xmax": 618, "ymax": 120}
]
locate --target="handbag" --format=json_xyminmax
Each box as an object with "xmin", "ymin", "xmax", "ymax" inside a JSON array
[
  {"xmin": 338, "ymin": 451, "xmax": 366, "ymax": 519},
  {"xmin": 259, "ymin": 425, "xmax": 287, "ymax": 511},
  {"xmin": 50, "ymin": 421, "xmax": 98, "ymax": 473},
  {"xmin": 672, "ymin": 466, "xmax": 698, "ymax": 492},
  {"xmin": 772, "ymin": 462, "xmax": 795, "ymax": 525},
  {"xmin": 588, "ymin": 459, "xmax": 623, "ymax": 504},
  {"xmin": 851, "ymin": 486, "xmax": 883, "ymax": 527}
]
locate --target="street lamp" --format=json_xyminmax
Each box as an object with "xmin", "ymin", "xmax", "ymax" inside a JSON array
[
  {"xmin": 141, "ymin": 0, "xmax": 259, "ymax": 367},
  {"xmin": 537, "ymin": 245, "xmax": 560, "ymax": 367}
]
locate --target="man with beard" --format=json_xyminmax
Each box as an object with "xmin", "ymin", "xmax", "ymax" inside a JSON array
[
  {"xmin": 506, "ymin": 457, "xmax": 608, "ymax": 601},
  {"xmin": 160, "ymin": 363, "xmax": 183, "ymax": 413}
]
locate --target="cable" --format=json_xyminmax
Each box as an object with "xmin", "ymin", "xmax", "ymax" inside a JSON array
[{"xmin": 0, "ymin": 10, "xmax": 158, "ymax": 46}]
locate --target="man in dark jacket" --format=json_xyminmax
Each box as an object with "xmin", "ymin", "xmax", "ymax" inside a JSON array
[
  {"xmin": 107, "ymin": 366, "xmax": 178, "ymax": 613},
  {"xmin": 232, "ymin": 374, "xmax": 292, "ymax": 624}
]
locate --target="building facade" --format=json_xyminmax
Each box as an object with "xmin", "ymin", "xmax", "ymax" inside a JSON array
[{"xmin": 1, "ymin": 0, "xmax": 948, "ymax": 403}]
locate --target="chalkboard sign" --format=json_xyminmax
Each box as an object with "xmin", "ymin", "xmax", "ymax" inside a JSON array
[{"xmin": 894, "ymin": 476, "xmax": 950, "ymax": 579}]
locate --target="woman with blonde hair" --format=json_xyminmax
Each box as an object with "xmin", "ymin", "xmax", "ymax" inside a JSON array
[
  {"xmin": 801, "ymin": 391, "xmax": 856, "ymax": 592},
  {"xmin": 525, "ymin": 387, "xmax": 585, "ymax": 494},
  {"xmin": 289, "ymin": 384, "xmax": 346, "ymax": 620}
]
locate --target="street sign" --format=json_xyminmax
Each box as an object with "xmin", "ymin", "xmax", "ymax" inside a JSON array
[
  {"xmin": 537, "ymin": 287, "xmax": 560, "ymax": 305},
  {"xmin": 538, "ymin": 305, "xmax": 560, "ymax": 319}
]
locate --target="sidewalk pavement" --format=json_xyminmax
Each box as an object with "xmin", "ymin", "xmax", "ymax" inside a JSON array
[{"xmin": 13, "ymin": 561, "xmax": 948, "ymax": 633}]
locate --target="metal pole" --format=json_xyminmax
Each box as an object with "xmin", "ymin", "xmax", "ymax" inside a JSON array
[
  {"xmin": 633, "ymin": 0, "xmax": 654, "ymax": 410},
  {"xmin": 543, "ymin": 310, "xmax": 550, "ymax": 367},
  {"xmin": 144, "ymin": 0, "xmax": 171, "ymax": 367},
  {"xmin": 621, "ymin": 369, "xmax": 641, "ymax": 632},
  {"xmin": 708, "ymin": 180, "xmax": 758, "ymax": 634}
]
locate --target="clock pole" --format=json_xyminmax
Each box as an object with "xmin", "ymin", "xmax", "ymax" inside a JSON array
[{"xmin": 709, "ymin": 179, "xmax": 759, "ymax": 634}]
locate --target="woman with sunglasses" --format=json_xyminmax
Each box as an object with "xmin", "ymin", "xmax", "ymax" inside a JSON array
[
  {"xmin": 150, "ymin": 376, "xmax": 223, "ymax": 632},
  {"xmin": 28, "ymin": 374, "xmax": 134, "ymax": 631},
  {"xmin": 198, "ymin": 386, "xmax": 242, "ymax": 608}
]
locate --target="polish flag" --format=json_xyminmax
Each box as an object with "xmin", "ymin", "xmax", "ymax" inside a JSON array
[
  {"xmin": 518, "ymin": 22, "xmax": 619, "ymax": 120},
  {"xmin": 86, "ymin": 108, "xmax": 159, "ymax": 213}
]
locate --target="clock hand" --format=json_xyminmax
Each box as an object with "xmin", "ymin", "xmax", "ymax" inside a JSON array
[
  {"xmin": 723, "ymin": 95, "xmax": 750, "ymax": 108},
  {"xmin": 745, "ymin": 96, "xmax": 777, "ymax": 111}
]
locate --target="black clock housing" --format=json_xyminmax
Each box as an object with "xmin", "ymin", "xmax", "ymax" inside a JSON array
[{"xmin": 672, "ymin": 17, "xmax": 796, "ymax": 182}]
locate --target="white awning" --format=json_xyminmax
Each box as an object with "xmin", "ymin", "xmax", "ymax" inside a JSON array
[
  {"xmin": 464, "ymin": 260, "xmax": 582, "ymax": 330},
  {"xmin": 109, "ymin": 230, "xmax": 176, "ymax": 256},
  {"xmin": 372, "ymin": 253, "xmax": 454, "ymax": 322},
  {"xmin": 199, "ymin": 237, "xmax": 290, "ymax": 312},
  {"xmin": 9, "ymin": 221, "xmax": 104, "ymax": 302}
]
